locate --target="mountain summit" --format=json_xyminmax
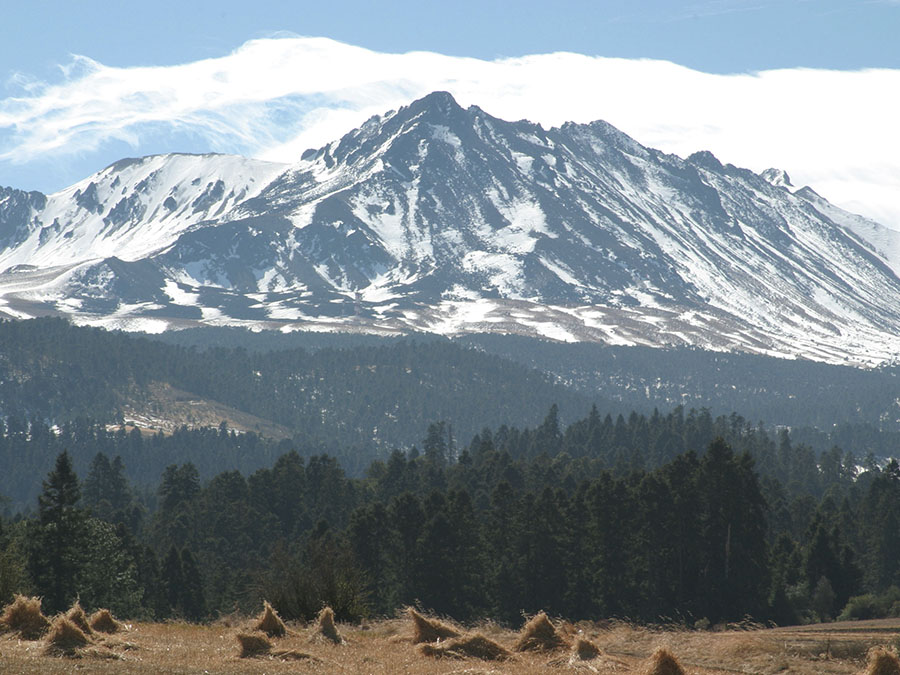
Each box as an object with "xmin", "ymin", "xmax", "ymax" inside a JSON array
[{"xmin": 1, "ymin": 92, "xmax": 899, "ymax": 365}]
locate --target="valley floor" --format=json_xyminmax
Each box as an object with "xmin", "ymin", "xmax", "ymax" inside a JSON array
[{"xmin": 2, "ymin": 614, "xmax": 899, "ymax": 673}]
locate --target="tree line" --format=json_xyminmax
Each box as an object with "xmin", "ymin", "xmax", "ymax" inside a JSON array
[{"xmin": 2, "ymin": 406, "xmax": 898, "ymax": 627}]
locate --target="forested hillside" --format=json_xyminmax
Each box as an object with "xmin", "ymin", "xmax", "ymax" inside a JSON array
[
  {"xmin": 0, "ymin": 318, "xmax": 595, "ymax": 453},
  {"xmin": 3, "ymin": 318, "xmax": 900, "ymax": 629},
  {"xmin": 463, "ymin": 334, "xmax": 900, "ymax": 431},
  {"xmin": 156, "ymin": 326, "xmax": 900, "ymax": 441},
  {"xmin": 1, "ymin": 405, "xmax": 897, "ymax": 630}
]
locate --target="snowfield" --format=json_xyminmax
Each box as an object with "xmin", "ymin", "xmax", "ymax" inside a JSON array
[{"xmin": 1, "ymin": 92, "xmax": 900, "ymax": 367}]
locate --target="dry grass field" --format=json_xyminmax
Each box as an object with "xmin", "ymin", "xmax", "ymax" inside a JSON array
[{"xmin": 2, "ymin": 605, "xmax": 900, "ymax": 674}]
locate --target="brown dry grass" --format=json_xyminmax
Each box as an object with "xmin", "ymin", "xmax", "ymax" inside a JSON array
[
  {"xmin": 408, "ymin": 606, "xmax": 462, "ymax": 644},
  {"xmin": 0, "ymin": 614, "xmax": 898, "ymax": 673},
  {"xmin": 0, "ymin": 594, "xmax": 51, "ymax": 640},
  {"xmin": 236, "ymin": 631, "xmax": 272, "ymax": 657},
  {"xmin": 314, "ymin": 606, "xmax": 343, "ymax": 644},
  {"xmin": 866, "ymin": 647, "xmax": 900, "ymax": 675},
  {"xmin": 91, "ymin": 608, "xmax": 125, "ymax": 634},
  {"xmin": 65, "ymin": 600, "xmax": 94, "ymax": 636},
  {"xmin": 514, "ymin": 611, "xmax": 567, "ymax": 652},
  {"xmin": 641, "ymin": 647, "xmax": 686, "ymax": 675},
  {"xmin": 572, "ymin": 636, "xmax": 602, "ymax": 660},
  {"xmin": 419, "ymin": 633, "xmax": 513, "ymax": 661},
  {"xmin": 44, "ymin": 614, "xmax": 92, "ymax": 655},
  {"xmin": 253, "ymin": 600, "xmax": 287, "ymax": 638}
]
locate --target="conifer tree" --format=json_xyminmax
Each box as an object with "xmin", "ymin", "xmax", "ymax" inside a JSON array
[
  {"xmin": 26, "ymin": 451, "xmax": 88, "ymax": 613},
  {"xmin": 180, "ymin": 548, "xmax": 206, "ymax": 621},
  {"xmin": 162, "ymin": 545, "xmax": 184, "ymax": 617}
]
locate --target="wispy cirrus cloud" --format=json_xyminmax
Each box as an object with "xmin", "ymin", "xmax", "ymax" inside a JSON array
[{"xmin": 1, "ymin": 36, "xmax": 899, "ymax": 229}]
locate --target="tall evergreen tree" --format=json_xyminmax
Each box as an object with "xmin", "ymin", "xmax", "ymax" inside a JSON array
[
  {"xmin": 26, "ymin": 451, "xmax": 88, "ymax": 613},
  {"xmin": 162, "ymin": 545, "xmax": 185, "ymax": 618},
  {"xmin": 179, "ymin": 548, "xmax": 206, "ymax": 621}
]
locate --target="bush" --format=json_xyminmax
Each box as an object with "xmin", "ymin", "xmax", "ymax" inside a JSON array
[
  {"xmin": 256, "ymin": 534, "xmax": 369, "ymax": 623},
  {"xmin": 838, "ymin": 587, "xmax": 900, "ymax": 621}
]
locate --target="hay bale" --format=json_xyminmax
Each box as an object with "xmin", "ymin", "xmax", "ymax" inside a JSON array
[
  {"xmin": 407, "ymin": 607, "xmax": 461, "ymax": 644},
  {"xmin": 65, "ymin": 601, "xmax": 93, "ymax": 636},
  {"xmin": 514, "ymin": 611, "xmax": 567, "ymax": 652},
  {"xmin": 0, "ymin": 594, "xmax": 50, "ymax": 640},
  {"xmin": 314, "ymin": 606, "xmax": 343, "ymax": 644},
  {"xmin": 253, "ymin": 600, "xmax": 286, "ymax": 638},
  {"xmin": 236, "ymin": 631, "xmax": 273, "ymax": 658},
  {"xmin": 866, "ymin": 647, "xmax": 900, "ymax": 675},
  {"xmin": 572, "ymin": 637, "xmax": 602, "ymax": 660},
  {"xmin": 89, "ymin": 608, "xmax": 124, "ymax": 634},
  {"xmin": 44, "ymin": 615, "xmax": 91, "ymax": 655},
  {"xmin": 642, "ymin": 647, "xmax": 686, "ymax": 675},
  {"xmin": 418, "ymin": 634, "xmax": 513, "ymax": 661}
]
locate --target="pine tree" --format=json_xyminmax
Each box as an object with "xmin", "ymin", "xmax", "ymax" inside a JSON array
[
  {"xmin": 179, "ymin": 548, "xmax": 206, "ymax": 621},
  {"xmin": 26, "ymin": 451, "xmax": 89, "ymax": 614},
  {"xmin": 162, "ymin": 545, "xmax": 184, "ymax": 617}
]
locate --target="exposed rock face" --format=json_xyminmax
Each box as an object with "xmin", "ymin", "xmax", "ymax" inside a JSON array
[{"xmin": 1, "ymin": 92, "xmax": 899, "ymax": 366}]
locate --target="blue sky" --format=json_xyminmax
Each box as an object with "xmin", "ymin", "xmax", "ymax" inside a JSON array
[
  {"xmin": 2, "ymin": 1, "xmax": 899, "ymax": 226},
  {"xmin": 5, "ymin": 0, "xmax": 899, "ymax": 76}
]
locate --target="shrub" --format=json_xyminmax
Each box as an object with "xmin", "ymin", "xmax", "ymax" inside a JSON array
[{"xmin": 839, "ymin": 587, "xmax": 900, "ymax": 622}]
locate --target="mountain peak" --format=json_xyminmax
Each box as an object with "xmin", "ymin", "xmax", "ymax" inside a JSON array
[
  {"xmin": 686, "ymin": 150, "xmax": 724, "ymax": 171},
  {"xmin": 2, "ymin": 95, "xmax": 900, "ymax": 366},
  {"xmin": 760, "ymin": 168, "xmax": 794, "ymax": 190},
  {"xmin": 403, "ymin": 91, "xmax": 465, "ymax": 121}
]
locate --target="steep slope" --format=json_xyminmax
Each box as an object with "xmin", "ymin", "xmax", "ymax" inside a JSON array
[
  {"xmin": 0, "ymin": 153, "xmax": 287, "ymax": 327},
  {"xmin": 0, "ymin": 153, "xmax": 287, "ymax": 269},
  {"xmin": 1, "ymin": 92, "xmax": 899, "ymax": 365},
  {"xmin": 759, "ymin": 167, "xmax": 900, "ymax": 281}
]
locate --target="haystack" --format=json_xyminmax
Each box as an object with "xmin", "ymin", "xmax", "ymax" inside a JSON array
[
  {"xmin": 44, "ymin": 615, "xmax": 91, "ymax": 655},
  {"xmin": 514, "ymin": 611, "xmax": 567, "ymax": 652},
  {"xmin": 642, "ymin": 647, "xmax": 686, "ymax": 675},
  {"xmin": 90, "ymin": 608, "xmax": 124, "ymax": 634},
  {"xmin": 419, "ymin": 634, "xmax": 513, "ymax": 661},
  {"xmin": 254, "ymin": 600, "xmax": 287, "ymax": 638},
  {"xmin": 407, "ymin": 607, "xmax": 461, "ymax": 644},
  {"xmin": 866, "ymin": 647, "xmax": 900, "ymax": 675},
  {"xmin": 0, "ymin": 594, "xmax": 50, "ymax": 640},
  {"xmin": 572, "ymin": 636, "xmax": 602, "ymax": 660},
  {"xmin": 313, "ymin": 606, "xmax": 343, "ymax": 644},
  {"xmin": 65, "ymin": 601, "xmax": 93, "ymax": 636},
  {"xmin": 236, "ymin": 631, "xmax": 272, "ymax": 658}
]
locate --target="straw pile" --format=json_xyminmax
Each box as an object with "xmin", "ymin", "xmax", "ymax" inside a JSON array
[
  {"xmin": 314, "ymin": 606, "xmax": 343, "ymax": 644},
  {"xmin": 90, "ymin": 608, "xmax": 124, "ymax": 634},
  {"xmin": 866, "ymin": 647, "xmax": 900, "ymax": 675},
  {"xmin": 236, "ymin": 631, "xmax": 272, "ymax": 658},
  {"xmin": 65, "ymin": 601, "xmax": 93, "ymax": 636},
  {"xmin": 642, "ymin": 647, "xmax": 686, "ymax": 675},
  {"xmin": 572, "ymin": 636, "xmax": 602, "ymax": 660},
  {"xmin": 514, "ymin": 611, "xmax": 567, "ymax": 652},
  {"xmin": 0, "ymin": 594, "xmax": 50, "ymax": 640},
  {"xmin": 407, "ymin": 607, "xmax": 461, "ymax": 644},
  {"xmin": 419, "ymin": 633, "xmax": 513, "ymax": 661},
  {"xmin": 272, "ymin": 648, "xmax": 318, "ymax": 661},
  {"xmin": 44, "ymin": 615, "xmax": 91, "ymax": 655},
  {"xmin": 254, "ymin": 600, "xmax": 287, "ymax": 638}
]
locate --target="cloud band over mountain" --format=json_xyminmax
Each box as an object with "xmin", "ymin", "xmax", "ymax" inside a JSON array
[{"xmin": 1, "ymin": 36, "xmax": 898, "ymax": 229}]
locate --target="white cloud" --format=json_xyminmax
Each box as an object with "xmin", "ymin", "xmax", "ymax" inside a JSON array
[{"xmin": 1, "ymin": 36, "xmax": 899, "ymax": 229}]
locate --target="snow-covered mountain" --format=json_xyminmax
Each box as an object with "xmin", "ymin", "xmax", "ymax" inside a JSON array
[{"xmin": 1, "ymin": 91, "xmax": 899, "ymax": 366}]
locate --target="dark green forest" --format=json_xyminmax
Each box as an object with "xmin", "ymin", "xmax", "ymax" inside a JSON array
[
  {"xmin": 0, "ymin": 319, "xmax": 594, "ymax": 471},
  {"xmin": 152, "ymin": 325, "xmax": 900, "ymax": 432},
  {"xmin": 2, "ymin": 404, "xmax": 899, "ymax": 628},
  {"xmin": 2, "ymin": 317, "xmax": 900, "ymax": 628},
  {"xmin": 2, "ymin": 318, "xmax": 900, "ymax": 513}
]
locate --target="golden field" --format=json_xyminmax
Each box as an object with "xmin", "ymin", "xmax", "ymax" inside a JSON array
[{"xmin": 2, "ymin": 608, "xmax": 900, "ymax": 674}]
